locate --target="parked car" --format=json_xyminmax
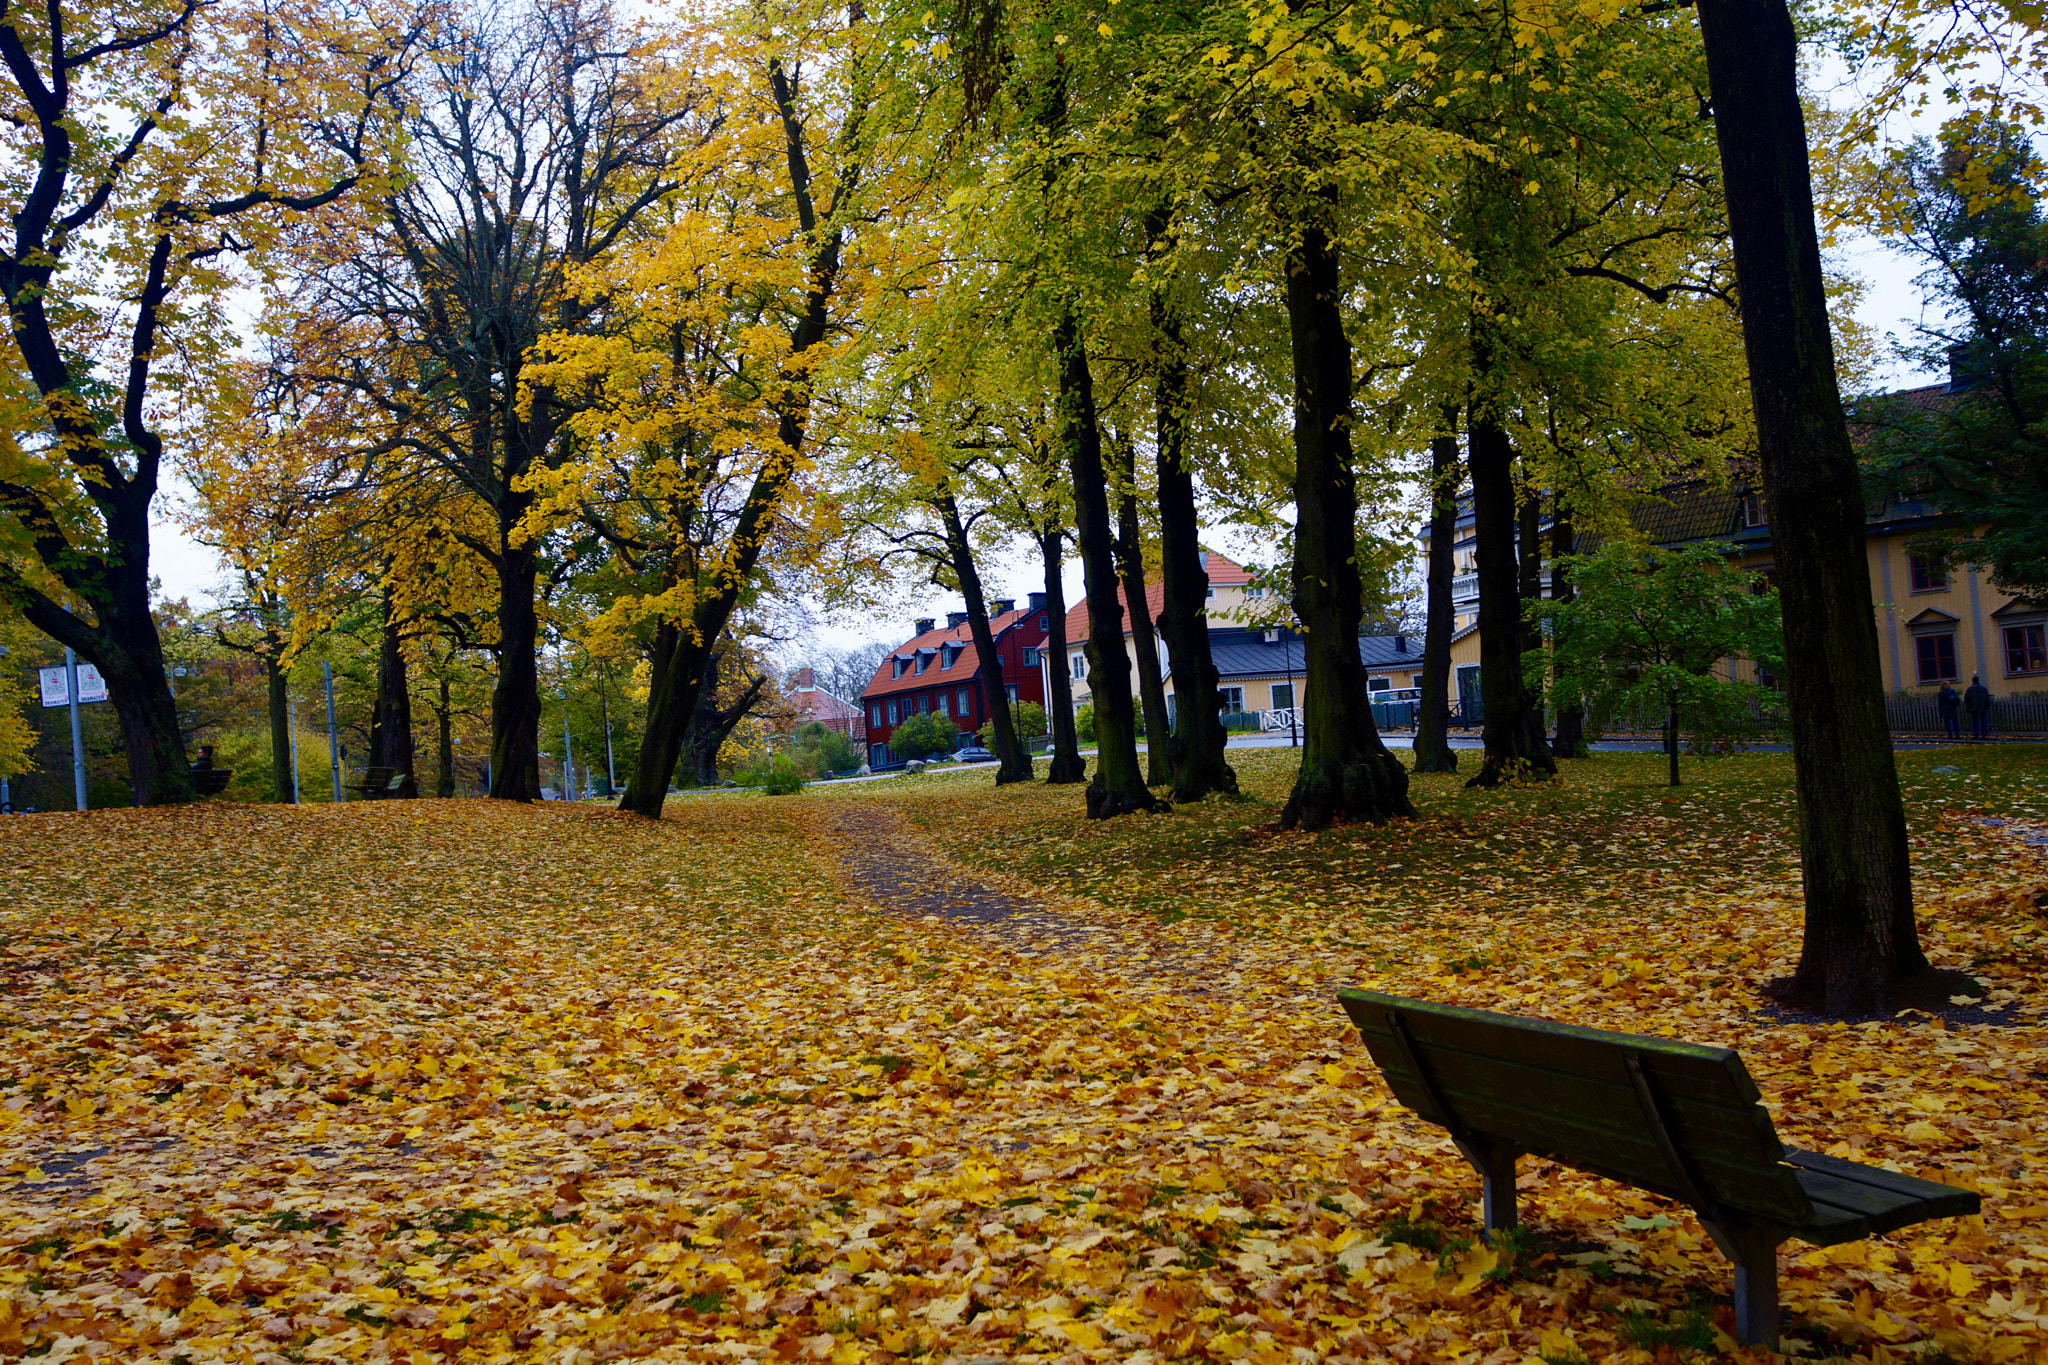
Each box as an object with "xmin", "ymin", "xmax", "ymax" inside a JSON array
[{"xmin": 954, "ymin": 745, "xmax": 995, "ymax": 763}]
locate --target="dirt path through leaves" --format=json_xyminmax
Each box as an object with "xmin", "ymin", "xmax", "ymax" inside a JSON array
[{"xmin": 828, "ymin": 803, "xmax": 1261, "ymax": 997}]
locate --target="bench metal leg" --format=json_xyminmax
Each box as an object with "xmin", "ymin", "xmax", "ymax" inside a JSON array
[
  {"xmin": 1457, "ymin": 1141, "xmax": 1519, "ymax": 1237},
  {"xmin": 1702, "ymin": 1221, "xmax": 1781, "ymax": 1349}
]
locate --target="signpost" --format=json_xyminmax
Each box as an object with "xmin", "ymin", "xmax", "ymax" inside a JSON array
[
  {"xmin": 322, "ymin": 662, "xmax": 342, "ymax": 803},
  {"xmin": 38, "ymin": 651, "xmax": 102, "ymax": 810}
]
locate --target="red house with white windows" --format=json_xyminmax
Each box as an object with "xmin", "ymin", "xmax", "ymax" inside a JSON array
[{"xmin": 860, "ymin": 596, "xmax": 1051, "ymax": 767}]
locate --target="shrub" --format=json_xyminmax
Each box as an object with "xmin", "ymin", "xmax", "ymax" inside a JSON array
[
  {"xmin": 734, "ymin": 753, "xmax": 807, "ymax": 795},
  {"xmin": 789, "ymin": 720, "xmax": 858, "ymax": 776},
  {"xmin": 890, "ymin": 711, "xmax": 958, "ymax": 759},
  {"xmin": 977, "ymin": 701, "xmax": 1047, "ymax": 749},
  {"xmin": 1074, "ymin": 702, "xmax": 1095, "ymax": 743}
]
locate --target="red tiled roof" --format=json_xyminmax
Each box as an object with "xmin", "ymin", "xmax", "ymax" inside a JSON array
[
  {"xmin": 1064, "ymin": 553, "xmax": 1254, "ymax": 645},
  {"xmin": 860, "ymin": 608, "xmax": 1032, "ymax": 700}
]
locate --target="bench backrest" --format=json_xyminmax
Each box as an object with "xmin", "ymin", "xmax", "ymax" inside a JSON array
[{"xmin": 1339, "ymin": 988, "xmax": 1813, "ymax": 1228}]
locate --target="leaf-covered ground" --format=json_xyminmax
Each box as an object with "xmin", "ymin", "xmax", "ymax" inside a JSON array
[{"xmin": 2, "ymin": 747, "xmax": 2044, "ymax": 1364}]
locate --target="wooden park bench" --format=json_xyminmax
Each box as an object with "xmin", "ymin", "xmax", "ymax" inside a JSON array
[
  {"xmin": 346, "ymin": 766, "xmax": 408, "ymax": 799},
  {"xmin": 1337, "ymin": 988, "xmax": 1980, "ymax": 1348},
  {"xmin": 191, "ymin": 768, "xmax": 232, "ymax": 796}
]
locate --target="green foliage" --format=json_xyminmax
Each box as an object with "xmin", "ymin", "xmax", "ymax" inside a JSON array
[
  {"xmin": 789, "ymin": 721, "xmax": 858, "ymax": 777},
  {"xmin": 1861, "ymin": 120, "xmax": 2048, "ymax": 602},
  {"xmin": 1074, "ymin": 703, "xmax": 1096, "ymax": 744},
  {"xmin": 1533, "ymin": 542, "xmax": 1784, "ymax": 784},
  {"xmin": 979, "ymin": 702, "xmax": 1046, "ymax": 748},
  {"xmin": 734, "ymin": 754, "xmax": 807, "ymax": 795},
  {"xmin": 1617, "ymin": 1299, "xmax": 1715, "ymax": 1353},
  {"xmin": 890, "ymin": 711, "xmax": 959, "ymax": 760}
]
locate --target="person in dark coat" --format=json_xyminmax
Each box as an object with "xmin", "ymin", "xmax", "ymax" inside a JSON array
[
  {"xmin": 1936, "ymin": 681, "xmax": 1962, "ymax": 740},
  {"xmin": 1964, "ymin": 675, "xmax": 1993, "ymax": 740}
]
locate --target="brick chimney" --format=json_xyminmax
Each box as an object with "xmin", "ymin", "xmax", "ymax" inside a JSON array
[
  {"xmin": 1028, "ymin": 591, "xmax": 1046, "ymax": 610},
  {"xmin": 993, "ymin": 598, "xmax": 1015, "ymax": 615},
  {"xmin": 796, "ymin": 667, "xmax": 815, "ymax": 689},
  {"xmin": 914, "ymin": 617, "xmax": 935, "ymax": 635},
  {"xmin": 947, "ymin": 611, "xmax": 969, "ymax": 628}
]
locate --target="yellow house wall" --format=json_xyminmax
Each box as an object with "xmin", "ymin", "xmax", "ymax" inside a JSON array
[{"xmin": 1443, "ymin": 531, "xmax": 2039, "ymax": 698}]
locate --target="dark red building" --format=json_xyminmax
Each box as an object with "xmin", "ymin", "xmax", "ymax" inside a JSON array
[{"xmin": 860, "ymin": 596, "xmax": 1050, "ymax": 768}]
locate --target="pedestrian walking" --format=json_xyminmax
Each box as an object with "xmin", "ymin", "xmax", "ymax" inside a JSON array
[
  {"xmin": 1964, "ymin": 675, "xmax": 1993, "ymax": 740},
  {"xmin": 1937, "ymin": 681, "xmax": 1962, "ymax": 741}
]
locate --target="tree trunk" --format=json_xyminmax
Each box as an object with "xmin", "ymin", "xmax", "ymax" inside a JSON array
[
  {"xmin": 1040, "ymin": 530, "xmax": 1087, "ymax": 784},
  {"xmin": 267, "ymin": 653, "xmax": 294, "ymax": 803},
  {"xmin": 488, "ymin": 537, "xmax": 542, "ymax": 801},
  {"xmin": 623, "ymin": 621, "xmax": 683, "ymax": 810},
  {"xmin": 684, "ymin": 649, "xmax": 729, "ymax": 787},
  {"xmin": 686, "ymin": 657, "xmax": 724, "ymax": 787},
  {"xmin": 1700, "ymin": 0, "xmax": 1930, "ymax": 1013},
  {"xmin": 1665, "ymin": 697, "xmax": 1681, "ymax": 787},
  {"xmin": 1516, "ymin": 482, "xmax": 1550, "ymax": 749},
  {"xmin": 1550, "ymin": 500, "xmax": 1588, "ymax": 756},
  {"xmin": 936, "ymin": 492, "xmax": 1031, "ymax": 783},
  {"xmin": 373, "ymin": 593, "xmax": 418, "ymax": 798},
  {"xmin": 1414, "ymin": 410, "xmax": 1462, "ymax": 773},
  {"xmin": 1056, "ymin": 312, "xmax": 1162, "ymax": 818},
  {"xmin": 1464, "ymin": 404, "xmax": 1555, "ymax": 787},
  {"xmin": 1110, "ymin": 434, "xmax": 1172, "ymax": 784},
  {"xmin": 437, "ymin": 676, "xmax": 456, "ymax": 797},
  {"xmin": 1278, "ymin": 225, "xmax": 1413, "ymax": 829},
  {"xmin": 1148, "ymin": 214, "xmax": 1237, "ymax": 803}
]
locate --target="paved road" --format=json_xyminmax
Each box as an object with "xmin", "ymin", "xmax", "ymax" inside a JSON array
[{"xmin": 657, "ymin": 729, "xmax": 2039, "ymax": 798}]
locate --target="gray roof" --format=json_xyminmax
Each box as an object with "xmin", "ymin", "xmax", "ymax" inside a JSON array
[{"xmin": 1205, "ymin": 631, "xmax": 1421, "ymax": 680}]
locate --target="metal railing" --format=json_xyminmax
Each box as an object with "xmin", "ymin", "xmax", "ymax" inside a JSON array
[{"xmin": 1886, "ymin": 692, "xmax": 2048, "ymax": 733}]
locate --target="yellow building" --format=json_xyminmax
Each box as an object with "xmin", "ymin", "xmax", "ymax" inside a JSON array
[{"xmin": 1439, "ymin": 478, "xmax": 2045, "ymax": 712}]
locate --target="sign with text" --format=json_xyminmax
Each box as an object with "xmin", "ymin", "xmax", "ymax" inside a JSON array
[{"xmin": 39, "ymin": 663, "xmax": 108, "ymax": 707}]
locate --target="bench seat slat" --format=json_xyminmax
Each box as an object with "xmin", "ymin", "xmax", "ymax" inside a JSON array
[
  {"xmin": 1783, "ymin": 1149, "xmax": 1979, "ymax": 1205},
  {"xmin": 1783, "ymin": 1152, "xmax": 1980, "ymax": 1244}
]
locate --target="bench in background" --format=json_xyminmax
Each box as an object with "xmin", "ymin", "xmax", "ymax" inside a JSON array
[
  {"xmin": 346, "ymin": 766, "xmax": 409, "ymax": 799},
  {"xmin": 1338, "ymin": 988, "xmax": 1980, "ymax": 1348}
]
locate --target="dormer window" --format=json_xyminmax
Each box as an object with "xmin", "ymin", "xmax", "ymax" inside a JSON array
[
  {"xmin": 891, "ymin": 657, "xmax": 909, "ymax": 679},
  {"xmin": 1742, "ymin": 494, "xmax": 1767, "ymax": 528},
  {"xmin": 915, "ymin": 650, "xmax": 933, "ymax": 674},
  {"xmin": 941, "ymin": 644, "xmax": 962, "ymax": 669}
]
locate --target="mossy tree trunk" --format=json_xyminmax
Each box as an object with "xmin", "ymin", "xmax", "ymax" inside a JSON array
[
  {"xmin": 1699, "ymin": 0, "xmax": 1928, "ymax": 1012},
  {"xmin": 1278, "ymin": 224, "xmax": 1413, "ymax": 829},
  {"xmin": 936, "ymin": 490, "xmax": 1031, "ymax": 783},
  {"xmin": 372, "ymin": 591, "xmax": 418, "ymax": 799},
  {"xmin": 1550, "ymin": 500, "xmax": 1588, "ymax": 757},
  {"xmin": 1039, "ymin": 530, "xmax": 1087, "ymax": 783},
  {"xmin": 1056, "ymin": 312, "xmax": 1162, "ymax": 818},
  {"xmin": 1414, "ymin": 410, "xmax": 1462, "ymax": 774},
  {"xmin": 1110, "ymin": 434, "xmax": 1172, "ymax": 785},
  {"xmin": 1464, "ymin": 401, "xmax": 1555, "ymax": 788},
  {"xmin": 1152, "ymin": 272, "xmax": 1237, "ymax": 802}
]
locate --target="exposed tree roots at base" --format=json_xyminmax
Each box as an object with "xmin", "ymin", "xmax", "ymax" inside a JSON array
[
  {"xmin": 1762, "ymin": 965, "xmax": 1981, "ymax": 1020},
  {"xmin": 1280, "ymin": 752, "xmax": 1414, "ymax": 832},
  {"xmin": 1086, "ymin": 780, "xmax": 1167, "ymax": 819},
  {"xmin": 1044, "ymin": 757, "xmax": 1087, "ymax": 785}
]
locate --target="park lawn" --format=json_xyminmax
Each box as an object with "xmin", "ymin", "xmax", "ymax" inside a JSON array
[{"xmin": 0, "ymin": 747, "xmax": 2041, "ymax": 1365}]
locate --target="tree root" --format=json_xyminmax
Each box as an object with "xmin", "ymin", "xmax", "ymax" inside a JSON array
[{"xmin": 1281, "ymin": 751, "xmax": 1414, "ymax": 831}]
